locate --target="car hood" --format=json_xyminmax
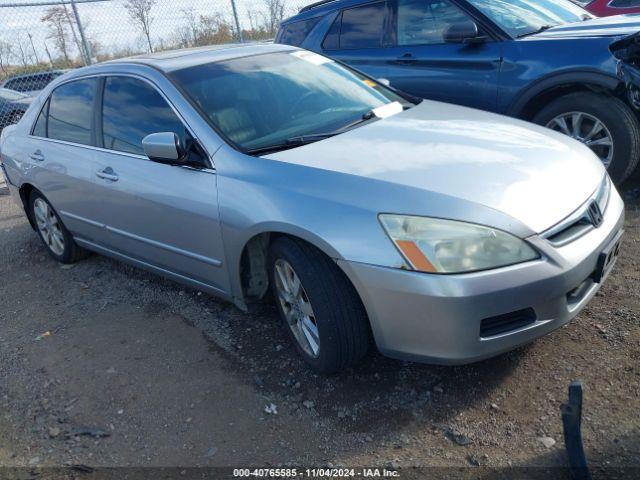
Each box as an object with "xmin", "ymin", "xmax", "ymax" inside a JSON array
[
  {"xmin": 527, "ymin": 15, "xmax": 640, "ymax": 40},
  {"xmin": 266, "ymin": 101, "xmax": 605, "ymax": 234}
]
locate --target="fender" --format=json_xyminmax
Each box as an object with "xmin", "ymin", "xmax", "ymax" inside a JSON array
[{"xmin": 506, "ymin": 70, "xmax": 621, "ymax": 118}]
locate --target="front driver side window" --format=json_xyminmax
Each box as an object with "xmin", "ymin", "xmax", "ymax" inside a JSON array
[
  {"xmin": 397, "ymin": 0, "xmax": 473, "ymax": 46},
  {"xmin": 101, "ymin": 76, "xmax": 187, "ymax": 156}
]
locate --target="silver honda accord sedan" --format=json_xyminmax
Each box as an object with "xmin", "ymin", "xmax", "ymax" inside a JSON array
[{"xmin": 0, "ymin": 44, "xmax": 625, "ymax": 373}]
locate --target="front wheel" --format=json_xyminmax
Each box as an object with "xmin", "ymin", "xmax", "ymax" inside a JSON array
[
  {"xmin": 30, "ymin": 191, "xmax": 87, "ymax": 264},
  {"xmin": 268, "ymin": 237, "xmax": 371, "ymax": 374},
  {"xmin": 533, "ymin": 92, "xmax": 640, "ymax": 184}
]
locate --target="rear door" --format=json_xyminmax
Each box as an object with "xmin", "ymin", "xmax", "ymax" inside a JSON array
[
  {"xmin": 383, "ymin": 0, "xmax": 502, "ymax": 111},
  {"xmin": 26, "ymin": 77, "xmax": 105, "ymax": 241},
  {"xmin": 321, "ymin": 1, "xmax": 392, "ymax": 81},
  {"xmin": 89, "ymin": 75, "xmax": 230, "ymax": 295}
]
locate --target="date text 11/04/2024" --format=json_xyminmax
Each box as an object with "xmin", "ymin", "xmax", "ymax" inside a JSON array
[{"xmin": 233, "ymin": 468, "xmax": 400, "ymax": 478}]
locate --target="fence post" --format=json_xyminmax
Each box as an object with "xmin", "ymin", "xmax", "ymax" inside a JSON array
[
  {"xmin": 70, "ymin": 0, "xmax": 92, "ymax": 65},
  {"xmin": 230, "ymin": 0, "xmax": 243, "ymax": 43}
]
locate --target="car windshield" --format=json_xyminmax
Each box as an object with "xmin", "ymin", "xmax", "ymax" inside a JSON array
[
  {"xmin": 466, "ymin": 0, "xmax": 591, "ymax": 38},
  {"xmin": 0, "ymin": 88, "xmax": 28, "ymax": 101},
  {"xmin": 171, "ymin": 50, "xmax": 410, "ymax": 153}
]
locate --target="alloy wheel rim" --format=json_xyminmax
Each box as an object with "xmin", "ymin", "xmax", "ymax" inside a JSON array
[
  {"xmin": 33, "ymin": 198, "xmax": 65, "ymax": 256},
  {"xmin": 274, "ymin": 259, "xmax": 320, "ymax": 358},
  {"xmin": 546, "ymin": 112, "xmax": 614, "ymax": 168}
]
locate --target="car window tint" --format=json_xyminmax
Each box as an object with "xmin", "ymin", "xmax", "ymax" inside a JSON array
[
  {"xmin": 340, "ymin": 2, "xmax": 387, "ymax": 49},
  {"xmin": 4, "ymin": 79, "xmax": 18, "ymax": 90},
  {"xmin": 32, "ymin": 100, "xmax": 48, "ymax": 137},
  {"xmin": 102, "ymin": 76, "xmax": 186, "ymax": 156},
  {"xmin": 610, "ymin": 0, "xmax": 640, "ymax": 7},
  {"xmin": 397, "ymin": 0, "xmax": 471, "ymax": 45},
  {"xmin": 279, "ymin": 17, "xmax": 321, "ymax": 46},
  {"xmin": 47, "ymin": 78, "xmax": 97, "ymax": 145},
  {"xmin": 323, "ymin": 13, "xmax": 342, "ymax": 49}
]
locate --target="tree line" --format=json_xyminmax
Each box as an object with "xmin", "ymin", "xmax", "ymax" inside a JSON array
[{"xmin": 0, "ymin": 0, "xmax": 299, "ymax": 80}]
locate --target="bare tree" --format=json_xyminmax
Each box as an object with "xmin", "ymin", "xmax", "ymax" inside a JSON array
[
  {"xmin": 0, "ymin": 40, "xmax": 13, "ymax": 76},
  {"xmin": 180, "ymin": 7, "xmax": 199, "ymax": 47},
  {"xmin": 42, "ymin": 7, "xmax": 71, "ymax": 63},
  {"xmin": 262, "ymin": 0, "xmax": 286, "ymax": 37},
  {"xmin": 125, "ymin": 0, "xmax": 156, "ymax": 53},
  {"xmin": 196, "ymin": 14, "xmax": 234, "ymax": 46},
  {"xmin": 15, "ymin": 36, "xmax": 34, "ymax": 68}
]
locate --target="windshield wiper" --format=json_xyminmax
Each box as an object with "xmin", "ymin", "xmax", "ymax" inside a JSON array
[
  {"xmin": 247, "ymin": 110, "xmax": 382, "ymax": 156},
  {"xmin": 246, "ymin": 133, "xmax": 337, "ymax": 155},
  {"xmin": 517, "ymin": 25, "xmax": 554, "ymax": 38}
]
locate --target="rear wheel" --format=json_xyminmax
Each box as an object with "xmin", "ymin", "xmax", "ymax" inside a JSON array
[
  {"xmin": 533, "ymin": 92, "xmax": 640, "ymax": 184},
  {"xmin": 268, "ymin": 237, "xmax": 370, "ymax": 373},
  {"xmin": 29, "ymin": 191, "xmax": 87, "ymax": 264}
]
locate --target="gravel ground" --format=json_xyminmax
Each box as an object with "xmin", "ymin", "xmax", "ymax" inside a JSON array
[{"xmin": 0, "ymin": 180, "xmax": 639, "ymax": 479}]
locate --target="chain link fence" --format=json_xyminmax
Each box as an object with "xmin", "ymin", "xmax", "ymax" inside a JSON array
[{"xmin": 0, "ymin": 0, "xmax": 303, "ymax": 132}]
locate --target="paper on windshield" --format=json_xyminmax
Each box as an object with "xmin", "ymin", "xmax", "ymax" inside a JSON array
[
  {"xmin": 372, "ymin": 102, "xmax": 403, "ymax": 119},
  {"xmin": 290, "ymin": 50, "xmax": 334, "ymax": 66}
]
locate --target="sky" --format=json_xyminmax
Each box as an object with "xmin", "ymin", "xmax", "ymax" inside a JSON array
[{"xmin": 0, "ymin": 0, "xmax": 302, "ymax": 64}]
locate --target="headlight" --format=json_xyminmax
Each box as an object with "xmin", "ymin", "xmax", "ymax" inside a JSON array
[{"xmin": 379, "ymin": 215, "xmax": 539, "ymax": 274}]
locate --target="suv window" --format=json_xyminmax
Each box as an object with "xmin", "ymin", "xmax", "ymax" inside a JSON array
[
  {"xmin": 397, "ymin": 0, "xmax": 472, "ymax": 45},
  {"xmin": 332, "ymin": 2, "xmax": 387, "ymax": 50},
  {"xmin": 278, "ymin": 17, "xmax": 322, "ymax": 46},
  {"xmin": 47, "ymin": 78, "xmax": 97, "ymax": 145},
  {"xmin": 101, "ymin": 76, "xmax": 186, "ymax": 155}
]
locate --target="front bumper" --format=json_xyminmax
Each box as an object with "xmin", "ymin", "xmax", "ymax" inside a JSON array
[{"xmin": 339, "ymin": 187, "xmax": 625, "ymax": 365}]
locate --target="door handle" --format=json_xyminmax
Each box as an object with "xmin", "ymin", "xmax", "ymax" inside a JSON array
[
  {"xmin": 395, "ymin": 53, "xmax": 418, "ymax": 65},
  {"xmin": 96, "ymin": 167, "xmax": 119, "ymax": 182},
  {"xmin": 30, "ymin": 150, "xmax": 45, "ymax": 162}
]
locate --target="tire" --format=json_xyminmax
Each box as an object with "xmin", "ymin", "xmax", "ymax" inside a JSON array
[
  {"xmin": 29, "ymin": 191, "xmax": 87, "ymax": 264},
  {"xmin": 268, "ymin": 237, "xmax": 370, "ymax": 374},
  {"xmin": 532, "ymin": 92, "xmax": 640, "ymax": 184}
]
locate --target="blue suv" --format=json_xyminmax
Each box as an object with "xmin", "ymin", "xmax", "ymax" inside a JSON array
[{"xmin": 277, "ymin": 0, "xmax": 640, "ymax": 183}]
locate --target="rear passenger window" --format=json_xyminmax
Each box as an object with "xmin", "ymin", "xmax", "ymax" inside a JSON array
[
  {"xmin": 323, "ymin": 13, "xmax": 342, "ymax": 50},
  {"xmin": 101, "ymin": 76, "xmax": 186, "ymax": 155},
  {"xmin": 339, "ymin": 2, "xmax": 387, "ymax": 49},
  {"xmin": 48, "ymin": 78, "xmax": 97, "ymax": 145},
  {"xmin": 278, "ymin": 17, "xmax": 321, "ymax": 46},
  {"xmin": 32, "ymin": 99, "xmax": 48, "ymax": 137}
]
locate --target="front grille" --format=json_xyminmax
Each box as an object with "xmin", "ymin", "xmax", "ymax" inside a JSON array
[
  {"xmin": 480, "ymin": 308, "xmax": 537, "ymax": 338},
  {"xmin": 541, "ymin": 176, "xmax": 611, "ymax": 247}
]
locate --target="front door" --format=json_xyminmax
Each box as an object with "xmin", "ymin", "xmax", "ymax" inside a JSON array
[
  {"xmin": 89, "ymin": 75, "xmax": 230, "ymax": 296},
  {"xmin": 384, "ymin": 0, "xmax": 503, "ymax": 111}
]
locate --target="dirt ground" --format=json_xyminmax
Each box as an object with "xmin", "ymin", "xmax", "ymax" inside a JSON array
[{"xmin": 0, "ymin": 175, "xmax": 639, "ymax": 479}]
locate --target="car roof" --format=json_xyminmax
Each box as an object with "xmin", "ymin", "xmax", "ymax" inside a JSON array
[{"xmin": 105, "ymin": 42, "xmax": 297, "ymax": 73}]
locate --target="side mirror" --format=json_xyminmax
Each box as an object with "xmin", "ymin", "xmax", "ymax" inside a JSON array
[
  {"xmin": 443, "ymin": 21, "xmax": 482, "ymax": 44},
  {"xmin": 142, "ymin": 132, "xmax": 186, "ymax": 165}
]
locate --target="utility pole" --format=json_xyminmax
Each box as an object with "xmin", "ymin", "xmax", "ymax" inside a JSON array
[
  {"xmin": 230, "ymin": 0, "xmax": 243, "ymax": 43},
  {"xmin": 70, "ymin": 0, "xmax": 92, "ymax": 65},
  {"xmin": 27, "ymin": 33, "xmax": 40, "ymax": 64}
]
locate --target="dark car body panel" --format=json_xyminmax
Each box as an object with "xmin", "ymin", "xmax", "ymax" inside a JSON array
[{"xmin": 277, "ymin": 2, "xmax": 640, "ymax": 119}]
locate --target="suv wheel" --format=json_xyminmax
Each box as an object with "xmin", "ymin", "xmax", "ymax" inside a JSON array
[
  {"xmin": 30, "ymin": 191, "xmax": 87, "ymax": 264},
  {"xmin": 268, "ymin": 237, "xmax": 370, "ymax": 373},
  {"xmin": 533, "ymin": 92, "xmax": 640, "ymax": 184}
]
